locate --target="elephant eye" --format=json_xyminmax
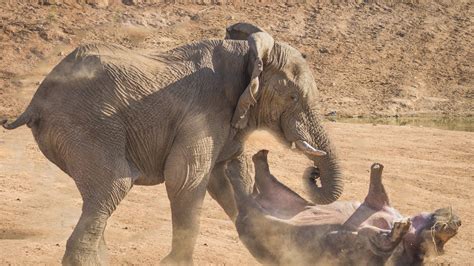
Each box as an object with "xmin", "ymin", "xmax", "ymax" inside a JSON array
[{"xmin": 290, "ymin": 94, "xmax": 298, "ymax": 102}]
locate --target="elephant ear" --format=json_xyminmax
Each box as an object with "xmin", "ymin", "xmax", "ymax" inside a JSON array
[
  {"xmin": 226, "ymin": 23, "xmax": 274, "ymax": 129},
  {"xmin": 225, "ymin": 22, "xmax": 265, "ymax": 40}
]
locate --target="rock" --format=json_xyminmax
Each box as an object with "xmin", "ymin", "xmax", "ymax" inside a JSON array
[
  {"xmin": 319, "ymin": 47, "xmax": 329, "ymax": 53},
  {"xmin": 86, "ymin": 0, "xmax": 109, "ymax": 8},
  {"xmin": 122, "ymin": 0, "xmax": 140, "ymax": 5},
  {"xmin": 38, "ymin": 0, "xmax": 60, "ymax": 5},
  {"xmin": 38, "ymin": 30, "xmax": 51, "ymax": 41},
  {"xmin": 30, "ymin": 47, "xmax": 45, "ymax": 59},
  {"xmin": 396, "ymin": 31, "xmax": 406, "ymax": 37},
  {"xmin": 61, "ymin": 27, "xmax": 75, "ymax": 35},
  {"xmin": 3, "ymin": 25, "xmax": 18, "ymax": 35},
  {"xmin": 58, "ymin": 35, "xmax": 72, "ymax": 44}
]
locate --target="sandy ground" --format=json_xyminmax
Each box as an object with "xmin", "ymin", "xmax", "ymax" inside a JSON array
[
  {"xmin": 1, "ymin": 123, "xmax": 473, "ymax": 265},
  {"xmin": 1, "ymin": 1, "xmax": 472, "ymax": 118},
  {"xmin": 0, "ymin": 1, "xmax": 473, "ymax": 265}
]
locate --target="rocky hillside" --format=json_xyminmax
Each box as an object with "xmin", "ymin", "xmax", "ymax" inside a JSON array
[{"xmin": 1, "ymin": 1, "xmax": 472, "ymax": 118}]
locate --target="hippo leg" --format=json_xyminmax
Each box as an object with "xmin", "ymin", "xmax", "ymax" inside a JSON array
[
  {"xmin": 365, "ymin": 163, "xmax": 390, "ymax": 210},
  {"xmin": 326, "ymin": 219, "xmax": 411, "ymax": 257},
  {"xmin": 359, "ymin": 219, "xmax": 412, "ymax": 255},
  {"xmin": 389, "ymin": 220, "xmax": 412, "ymax": 242}
]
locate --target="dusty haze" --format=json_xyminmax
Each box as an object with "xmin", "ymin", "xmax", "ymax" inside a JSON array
[{"xmin": 0, "ymin": 1, "xmax": 473, "ymax": 265}]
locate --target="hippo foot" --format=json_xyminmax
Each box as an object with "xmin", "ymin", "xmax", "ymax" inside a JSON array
[{"xmin": 390, "ymin": 218, "xmax": 411, "ymax": 242}]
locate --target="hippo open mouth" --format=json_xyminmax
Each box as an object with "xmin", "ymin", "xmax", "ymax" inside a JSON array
[{"xmin": 402, "ymin": 207, "xmax": 461, "ymax": 262}]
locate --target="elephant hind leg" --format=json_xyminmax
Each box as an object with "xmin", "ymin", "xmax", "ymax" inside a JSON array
[{"xmin": 62, "ymin": 155, "xmax": 133, "ymax": 266}]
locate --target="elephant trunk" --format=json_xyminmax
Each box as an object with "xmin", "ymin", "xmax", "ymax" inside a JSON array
[
  {"xmin": 291, "ymin": 110, "xmax": 343, "ymax": 204},
  {"xmin": 303, "ymin": 148, "xmax": 343, "ymax": 204}
]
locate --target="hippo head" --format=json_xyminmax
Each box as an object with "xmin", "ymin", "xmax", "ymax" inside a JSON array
[{"xmin": 389, "ymin": 207, "xmax": 461, "ymax": 265}]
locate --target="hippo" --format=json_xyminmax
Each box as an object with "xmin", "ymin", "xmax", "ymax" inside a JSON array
[{"xmin": 226, "ymin": 150, "xmax": 461, "ymax": 265}]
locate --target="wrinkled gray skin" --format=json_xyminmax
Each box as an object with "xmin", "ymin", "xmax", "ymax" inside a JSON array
[
  {"xmin": 1, "ymin": 23, "xmax": 342, "ymax": 265},
  {"xmin": 227, "ymin": 150, "xmax": 461, "ymax": 265}
]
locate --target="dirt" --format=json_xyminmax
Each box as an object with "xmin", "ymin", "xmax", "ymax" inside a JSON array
[
  {"xmin": 1, "ymin": 1, "xmax": 473, "ymax": 118},
  {"xmin": 1, "ymin": 124, "xmax": 473, "ymax": 264},
  {"xmin": 0, "ymin": 1, "xmax": 473, "ymax": 265}
]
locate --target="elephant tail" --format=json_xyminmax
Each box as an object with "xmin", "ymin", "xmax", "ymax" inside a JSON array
[{"xmin": 2, "ymin": 106, "xmax": 37, "ymax": 130}]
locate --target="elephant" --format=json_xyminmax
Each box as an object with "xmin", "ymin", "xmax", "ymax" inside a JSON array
[
  {"xmin": 226, "ymin": 150, "xmax": 461, "ymax": 265},
  {"xmin": 1, "ymin": 23, "xmax": 342, "ymax": 264}
]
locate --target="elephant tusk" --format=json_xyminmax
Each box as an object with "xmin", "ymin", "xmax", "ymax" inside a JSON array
[{"xmin": 295, "ymin": 140, "xmax": 327, "ymax": 156}]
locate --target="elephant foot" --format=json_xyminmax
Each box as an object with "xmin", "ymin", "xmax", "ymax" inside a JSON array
[
  {"xmin": 160, "ymin": 253, "xmax": 193, "ymax": 266},
  {"xmin": 62, "ymin": 247, "xmax": 106, "ymax": 266},
  {"xmin": 98, "ymin": 236, "xmax": 109, "ymax": 265},
  {"xmin": 62, "ymin": 236, "xmax": 108, "ymax": 266}
]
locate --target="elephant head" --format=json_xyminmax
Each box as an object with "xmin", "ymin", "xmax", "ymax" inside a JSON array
[{"xmin": 226, "ymin": 23, "xmax": 343, "ymax": 204}]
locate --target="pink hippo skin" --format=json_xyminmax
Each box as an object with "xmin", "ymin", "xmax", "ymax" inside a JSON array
[{"xmin": 226, "ymin": 150, "xmax": 461, "ymax": 265}]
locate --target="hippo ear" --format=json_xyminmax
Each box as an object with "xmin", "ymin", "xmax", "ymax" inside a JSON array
[{"xmin": 231, "ymin": 31, "xmax": 274, "ymax": 129}]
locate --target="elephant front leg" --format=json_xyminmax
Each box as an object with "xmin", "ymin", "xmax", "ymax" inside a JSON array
[
  {"xmin": 162, "ymin": 184, "xmax": 208, "ymax": 265},
  {"xmin": 207, "ymin": 162, "xmax": 238, "ymax": 221},
  {"xmin": 162, "ymin": 139, "xmax": 216, "ymax": 265},
  {"xmin": 207, "ymin": 154, "xmax": 253, "ymax": 221}
]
